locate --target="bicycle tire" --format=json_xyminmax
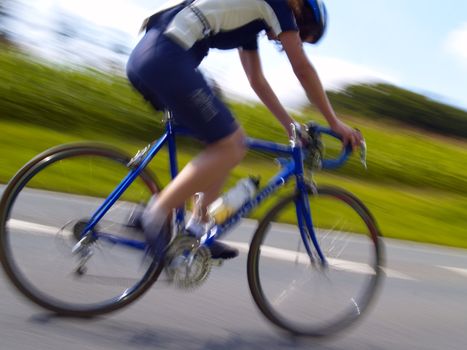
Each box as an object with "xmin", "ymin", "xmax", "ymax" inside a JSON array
[
  {"xmin": 0, "ymin": 143, "xmax": 167, "ymax": 317},
  {"xmin": 247, "ymin": 185, "xmax": 384, "ymax": 337}
]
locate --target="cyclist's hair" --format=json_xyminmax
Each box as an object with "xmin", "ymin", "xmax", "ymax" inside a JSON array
[
  {"xmin": 288, "ymin": 0, "xmax": 304, "ymax": 15},
  {"xmin": 288, "ymin": 0, "xmax": 321, "ymax": 42}
]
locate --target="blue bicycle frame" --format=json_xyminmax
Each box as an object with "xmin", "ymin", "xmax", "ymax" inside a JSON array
[{"xmin": 79, "ymin": 112, "xmax": 352, "ymax": 265}]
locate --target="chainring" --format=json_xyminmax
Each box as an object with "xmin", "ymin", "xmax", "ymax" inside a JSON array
[{"xmin": 164, "ymin": 236, "xmax": 212, "ymax": 290}]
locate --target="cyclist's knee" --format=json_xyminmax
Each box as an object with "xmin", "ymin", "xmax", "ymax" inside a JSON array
[{"xmin": 213, "ymin": 128, "xmax": 247, "ymax": 164}]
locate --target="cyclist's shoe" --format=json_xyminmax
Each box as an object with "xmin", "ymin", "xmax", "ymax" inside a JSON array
[
  {"xmin": 129, "ymin": 195, "xmax": 159, "ymax": 230},
  {"xmin": 141, "ymin": 203, "xmax": 170, "ymax": 261},
  {"xmin": 208, "ymin": 240, "xmax": 239, "ymax": 260},
  {"xmin": 125, "ymin": 204, "xmax": 144, "ymax": 230},
  {"xmin": 185, "ymin": 222, "xmax": 239, "ymax": 260}
]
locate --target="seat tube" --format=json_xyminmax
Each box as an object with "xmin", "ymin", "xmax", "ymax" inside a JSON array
[
  {"xmin": 166, "ymin": 111, "xmax": 179, "ymax": 180},
  {"xmin": 165, "ymin": 111, "xmax": 185, "ymax": 231}
]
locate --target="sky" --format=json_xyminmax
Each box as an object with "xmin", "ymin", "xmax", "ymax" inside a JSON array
[{"xmin": 7, "ymin": 0, "xmax": 467, "ymax": 111}]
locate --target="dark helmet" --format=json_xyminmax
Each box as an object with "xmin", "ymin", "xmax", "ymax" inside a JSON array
[{"xmin": 305, "ymin": 0, "xmax": 328, "ymax": 44}]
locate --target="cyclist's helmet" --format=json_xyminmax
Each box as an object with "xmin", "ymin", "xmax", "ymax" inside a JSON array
[{"xmin": 302, "ymin": 0, "xmax": 328, "ymax": 44}]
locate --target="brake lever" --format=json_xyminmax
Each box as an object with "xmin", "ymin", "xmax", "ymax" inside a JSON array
[{"xmin": 360, "ymin": 140, "xmax": 367, "ymax": 170}]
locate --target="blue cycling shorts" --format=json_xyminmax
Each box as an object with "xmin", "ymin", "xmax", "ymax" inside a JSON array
[{"xmin": 126, "ymin": 27, "xmax": 239, "ymax": 144}]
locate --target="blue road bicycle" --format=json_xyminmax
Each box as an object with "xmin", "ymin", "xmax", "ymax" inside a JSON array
[{"xmin": 0, "ymin": 112, "xmax": 384, "ymax": 337}]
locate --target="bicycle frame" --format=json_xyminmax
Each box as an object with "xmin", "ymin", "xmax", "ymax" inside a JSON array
[{"xmin": 79, "ymin": 112, "xmax": 351, "ymax": 265}]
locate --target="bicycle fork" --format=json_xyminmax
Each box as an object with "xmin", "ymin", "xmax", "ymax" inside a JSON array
[{"xmin": 294, "ymin": 188, "xmax": 327, "ymax": 267}]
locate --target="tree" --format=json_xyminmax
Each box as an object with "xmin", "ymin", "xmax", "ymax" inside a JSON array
[{"xmin": 327, "ymin": 83, "xmax": 467, "ymax": 139}]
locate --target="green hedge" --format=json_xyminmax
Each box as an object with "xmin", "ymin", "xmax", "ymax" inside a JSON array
[
  {"xmin": 328, "ymin": 83, "xmax": 467, "ymax": 138},
  {"xmin": 2, "ymin": 48, "xmax": 467, "ymax": 196}
]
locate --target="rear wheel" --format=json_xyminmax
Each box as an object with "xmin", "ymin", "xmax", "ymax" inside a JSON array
[
  {"xmin": 247, "ymin": 186, "xmax": 384, "ymax": 337},
  {"xmin": 0, "ymin": 143, "xmax": 167, "ymax": 316}
]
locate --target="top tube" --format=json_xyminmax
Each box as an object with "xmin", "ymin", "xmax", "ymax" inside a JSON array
[{"xmin": 171, "ymin": 122, "xmax": 353, "ymax": 170}]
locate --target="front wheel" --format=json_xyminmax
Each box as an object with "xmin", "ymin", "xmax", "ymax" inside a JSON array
[
  {"xmin": 0, "ymin": 143, "xmax": 166, "ymax": 316},
  {"xmin": 247, "ymin": 186, "xmax": 384, "ymax": 337}
]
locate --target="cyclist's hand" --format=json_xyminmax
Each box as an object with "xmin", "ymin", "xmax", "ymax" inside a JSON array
[{"xmin": 331, "ymin": 120, "xmax": 364, "ymax": 149}]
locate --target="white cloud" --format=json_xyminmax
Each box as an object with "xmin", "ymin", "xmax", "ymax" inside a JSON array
[
  {"xmin": 201, "ymin": 38, "xmax": 400, "ymax": 110},
  {"xmin": 312, "ymin": 56, "xmax": 400, "ymax": 90},
  {"xmin": 55, "ymin": 0, "xmax": 147, "ymax": 34},
  {"xmin": 28, "ymin": 0, "xmax": 400, "ymax": 110},
  {"xmin": 446, "ymin": 23, "xmax": 467, "ymax": 64}
]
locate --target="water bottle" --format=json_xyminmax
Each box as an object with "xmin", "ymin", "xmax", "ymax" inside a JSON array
[{"xmin": 208, "ymin": 176, "xmax": 260, "ymax": 224}]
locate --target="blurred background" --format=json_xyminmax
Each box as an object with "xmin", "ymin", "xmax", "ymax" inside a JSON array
[
  {"xmin": 1, "ymin": 0, "xmax": 466, "ymax": 248},
  {"xmin": 0, "ymin": 0, "xmax": 467, "ymax": 350}
]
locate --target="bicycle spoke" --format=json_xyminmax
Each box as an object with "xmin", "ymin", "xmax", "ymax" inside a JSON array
[{"xmin": 0, "ymin": 144, "xmax": 164, "ymax": 316}]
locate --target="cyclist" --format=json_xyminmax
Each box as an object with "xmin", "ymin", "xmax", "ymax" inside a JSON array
[{"xmin": 126, "ymin": 0, "xmax": 363, "ymax": 259}]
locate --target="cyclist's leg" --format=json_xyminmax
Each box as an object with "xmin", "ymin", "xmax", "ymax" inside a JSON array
[
  {"xmin": 198, "ymin": 177, "xmax": 227, "ymax": 221},
  {"xmin": 127, "ymin": 33, "xmax": 245, "ymax": 257},
  {"xmin": 152, "ymin": 129, "xmax": 246, "ymax": 213},
  {"xmin": 145, "ymin": 130, "xmax": 245, "ymax": 259}
]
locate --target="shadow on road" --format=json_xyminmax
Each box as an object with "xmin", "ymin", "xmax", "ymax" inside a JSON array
[{"xmin": 28, "ymin": 312, "xmax": 358, "ymax": 350}]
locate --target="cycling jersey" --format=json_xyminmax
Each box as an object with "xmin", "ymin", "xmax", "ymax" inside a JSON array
[{"xmin": 163, "ymin": 0, "xmax": 298, "ymax": 50}]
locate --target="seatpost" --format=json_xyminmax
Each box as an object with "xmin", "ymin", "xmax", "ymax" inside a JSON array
[{"xmin": 164, "ymin": 109, "xmax": 173, "ymax": 123}]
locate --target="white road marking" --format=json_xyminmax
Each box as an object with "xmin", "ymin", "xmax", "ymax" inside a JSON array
[
  {"xmin": 5, "ymin": 219, "xmax": 435, "ymax": 282},
  {"xmin": 8, "ymin": 219, "xmax": 61, "ymax": 236},
  {"xmin": 224, "ymin": 241, "xmax": 416, "ymax": 281},
  {"xmin": 438, "ymin": 266, "xmax": 467, "ymax": 278}
]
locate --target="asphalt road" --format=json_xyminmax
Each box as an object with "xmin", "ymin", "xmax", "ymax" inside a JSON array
[{"xmin": 0, "ymin": 188, "xmax": 466, "ymax": 350}]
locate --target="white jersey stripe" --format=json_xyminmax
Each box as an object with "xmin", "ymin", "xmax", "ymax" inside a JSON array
[{"xmin": 164, "ymin": 0, "xmax": 290, "ymax": 49}]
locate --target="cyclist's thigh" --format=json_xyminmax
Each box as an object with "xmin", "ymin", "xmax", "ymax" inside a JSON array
[{"xmin": 128, "ymin": 34, "xmax": 238, "ymax": 144}]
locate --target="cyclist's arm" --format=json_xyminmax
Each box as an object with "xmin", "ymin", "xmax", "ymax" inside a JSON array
[
  {"xmin": 278, "ymin": 31, "xmax": 362, "ymax": 147},
  {"xmin": 238, "ymin": 48, "xmax": 295, "ymax": 137}
]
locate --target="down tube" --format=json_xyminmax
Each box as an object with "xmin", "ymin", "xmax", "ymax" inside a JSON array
[{"xmin": 296, "ymin": 191, "xmax": 327, "ymax": 264}]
